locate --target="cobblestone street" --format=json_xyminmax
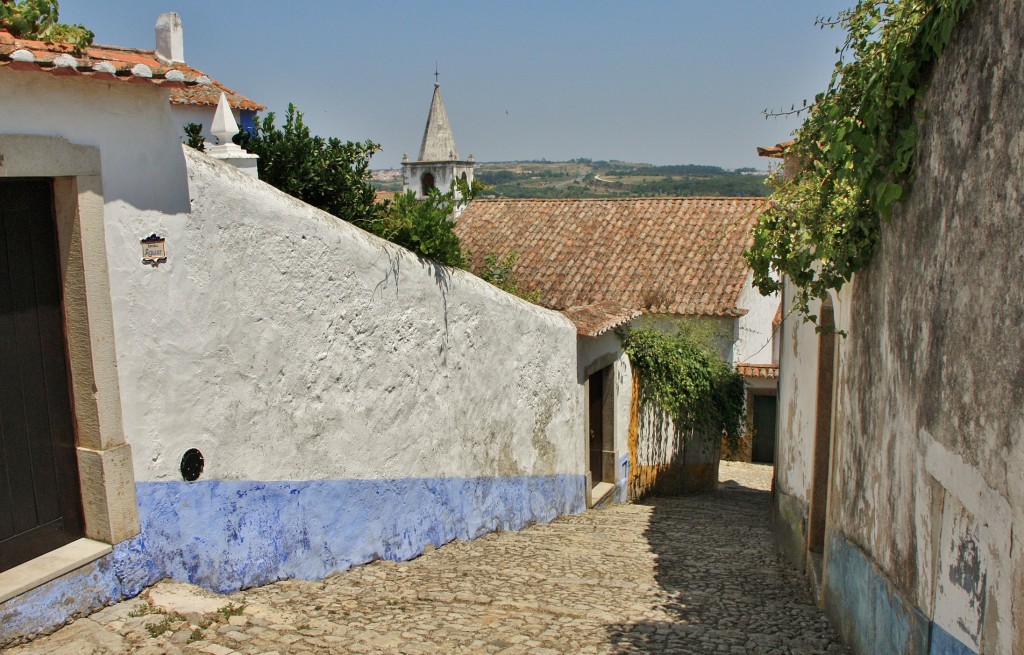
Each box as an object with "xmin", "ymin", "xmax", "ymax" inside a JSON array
[{"xmin": 8, "ymin": 463, "xmax": 847, "ymax": 654}]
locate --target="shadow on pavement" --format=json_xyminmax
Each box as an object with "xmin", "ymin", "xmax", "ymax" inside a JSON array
[{"xmin": 603, "ymin": 488, "xmax": 847, "ymax": 654}]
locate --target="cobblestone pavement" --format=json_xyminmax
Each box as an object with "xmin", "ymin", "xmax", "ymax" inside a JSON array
[{"xmin": 9, "ymin": 463, "xmax": 848, "ymax": 654}]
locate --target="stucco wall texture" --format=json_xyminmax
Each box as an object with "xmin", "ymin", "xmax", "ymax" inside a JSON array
[
  {"xmin": 102, "ymin": 148, "xmax": 585, "ymax": 590},
  {"xmin": 126, "ymin": 148, "xmax": 581, "ymax": 484},
  {"xmin": 776, "ymin": 1, "xmax": 1024, "ymax": 653}
]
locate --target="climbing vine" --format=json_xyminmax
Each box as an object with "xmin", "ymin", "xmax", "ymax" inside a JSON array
[
  {"xmin": 619, "ymin": 325, "xmax": 745, "ymax": 448},
  {"xmin": 745, "ymin": 0, "xmax": 974, "ymax": 323}
]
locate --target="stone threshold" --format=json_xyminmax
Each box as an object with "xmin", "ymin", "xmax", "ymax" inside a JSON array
[
  {"xmin": 590, "ymin": 481, "xmax": 615, "ymax": 507},
  {"xmin": 0, "ymin": 539, "xmax": 112, "ymax": 604}
]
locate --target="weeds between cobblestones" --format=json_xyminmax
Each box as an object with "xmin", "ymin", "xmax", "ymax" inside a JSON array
[{"xmin": 7, "ymin": 463, "xmax": 847, "ymax": 654}]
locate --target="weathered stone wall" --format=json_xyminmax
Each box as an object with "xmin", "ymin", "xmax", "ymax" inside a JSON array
[{"xmin": 810, "ymin": 1, "xmax": 1024, "ymax": 653}]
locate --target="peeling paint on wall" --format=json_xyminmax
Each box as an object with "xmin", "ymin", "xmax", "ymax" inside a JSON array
[
  {"xmin": 774, "ymin": 1, "xmax": 1024, "ymax": 652},
  {"xmin": 824, "ymin": 534, "xmax": 932, "ymax": 655}
]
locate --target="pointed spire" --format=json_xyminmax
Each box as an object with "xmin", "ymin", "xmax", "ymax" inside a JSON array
[
  {"xmin": 211, "ymin": 92, "xmax": 239, "ymax": 145},
  {"xmin": 207, "ymin": 92, "xmax": 259, "ymax": 178},
  {"xmin": 418, "ymin": 81, "xmax": 459, "ymax": 162}
]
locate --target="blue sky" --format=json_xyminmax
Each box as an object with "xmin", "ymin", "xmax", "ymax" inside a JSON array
[{"xmin": 61, "ymin": 1, "xmax": 849, "ymax": 170}]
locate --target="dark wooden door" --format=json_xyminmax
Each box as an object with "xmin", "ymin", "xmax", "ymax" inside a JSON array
[
  {"xmin": 588, "ymin": 371, "xmax": 605, "ymax": 484},
  {"xmin": 0, "ymin": 179, "xmax": 84, "ymax": 572},
  {"xmin": 751, "ymin": 395, "xmax": 777, "ymax": 464}
]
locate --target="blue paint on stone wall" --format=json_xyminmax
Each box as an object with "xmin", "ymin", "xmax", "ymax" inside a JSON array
[
  {"xmin": 0, "ymin": 553, "xmax": 122, "ymax": 646},
  {"xmin": 1, "ymin": 473, "xmax": 584, "ymax": 646},
  {"xmin": 929, "ymin": 624, "xmax": 977, "ymax": 655},
  {"xmin": 615, "ymin": 454, "xmax": 630, "ymax": 503},
  {"xmin": 133, "ymin": 474, "xmax": 586, "ymax": 593},
  {"xmin": 824, "ymin": 533, "xmax": 930, "ymax": 655}
]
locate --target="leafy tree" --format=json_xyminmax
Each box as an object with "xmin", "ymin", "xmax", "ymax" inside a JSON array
[
  {"xmin": 0, "ymin": 0, "xmax": 93, "ymax": 52},
  {"xmin": 365, "ymin": 188, "xmax": 466, "ymax": 267},
  {"xmin": 360, "ymin": 178, "xmax": 484, "ymax": 268},
  {"xmin": 236, "ymin": 104, "xmax": 382, "ymax": 227}
]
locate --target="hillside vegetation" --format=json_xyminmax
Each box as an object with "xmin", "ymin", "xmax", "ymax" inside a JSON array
[{"xmin": 374, "ymin": 160, "xmax": 770, "ymax": 198}]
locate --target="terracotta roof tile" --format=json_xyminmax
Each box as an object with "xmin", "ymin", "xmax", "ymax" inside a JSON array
[
  {"xmin": 561, "ymin": 302, "xmax": 642, "ymax": 337},
  {"xmin": 374, "ymin": 190, "xmax": 397, "ymax": 204},
  {"xmin": 736, "ymin": 363, "xmax": 779, "ymax": 379},
  {"xmin": 456, "ymin": 197, "xmax": 767, "ymax": 317},
  {"xmin": 756, "ymin": 140, "xmax": 795, "ymax": 158},
  {"xmin": 0, "ymin": 30, "xmax": 263, "ymax": 111}
]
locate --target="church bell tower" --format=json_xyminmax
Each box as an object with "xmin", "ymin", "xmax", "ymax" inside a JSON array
[{"xmin": 402, "ymin": 74, "xmax": 475, "ymax": 211}]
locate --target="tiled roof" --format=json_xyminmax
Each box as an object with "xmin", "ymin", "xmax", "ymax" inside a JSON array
[
  {"xmin": 561, "ymin": 302, "xmax": 642, "ymax": 337},
  {"xmin": 456, "ymin": 197, "xmax": 768, "ymax": 317},
  {"xmin": 166, "ymin": 75, "xmax": 263, "ymax": 112},
  {"xmin": 0, "ymin": 30, "xmax": 263, "ymax": 111},
  {"xmin": 756, "ymin": 140, "xmax": 795, "ymax": 158},
  {"xmin": 736, "ymin": 363, "xmax": 779, "ymax": 379},
  {"xmin": 374, "ymin": 190, "xmax": 397, "ymax": 204}
]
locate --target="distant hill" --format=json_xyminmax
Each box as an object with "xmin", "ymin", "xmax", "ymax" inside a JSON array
[{"xmin": 372, "ymin": 160, "xmax": 771, "ymax": 198}]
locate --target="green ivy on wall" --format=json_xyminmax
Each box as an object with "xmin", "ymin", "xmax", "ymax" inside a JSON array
[
  {"xmin": 745, "ymin": 0, "xmax": 974, "ymax": 323},
  {"xmin": 620, "ymin": 325, "xmax": 745, "ymax": 449}
]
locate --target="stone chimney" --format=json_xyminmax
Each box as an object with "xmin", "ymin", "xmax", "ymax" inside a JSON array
[{"xmin": 155, "ymin": 12, "xmax": 185, "ymax": 65}]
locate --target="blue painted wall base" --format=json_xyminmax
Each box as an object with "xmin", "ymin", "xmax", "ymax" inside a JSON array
[
  {"xmin": 823, "ymin": 533, "xmax": 977, "ymax": 655},
  {"xmin": 929, "ymin": 624, "xmax": 978, "ymax": 655},
  {"xmin": 133, "ymin": 474, "xmax": 586, "ymax": 592},
  {"xmin": 0, "ymin": 473, "xmax": 585, "ymax": 646},
  {"xmin": 0, "ymin": 551, "xmax": 124, "ymax": 647}
]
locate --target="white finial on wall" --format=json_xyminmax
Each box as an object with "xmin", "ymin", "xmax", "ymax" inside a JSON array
[
  {"xmin": 211, "ymin": 92, "xmax": 239, "ymax": 145},
  {"xmin": 206, "ymin": 92, "xmax": 259, "ymax": 178}
]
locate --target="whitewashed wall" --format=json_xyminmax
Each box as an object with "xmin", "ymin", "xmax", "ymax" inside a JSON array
[
  {"xmin": 0, "ymin": 68, "xmax": 584, "ymax": 605},
  {"xmin": 773, "ymin": 281, "xmax": 849, "ymax": 573},
  {"xmin": 733, "ymin": 273, "xmax": 779, "ymax": 365},
  {"xmin": 119, "ymin": 148, "xmax": 581, "ymax": 485},
  {"xmin": 774, "ymin": 281, "xmax": 824, "ymax": 505},
  {"xmin": 103, "ymin": 149, "xmax": 585, "ymax": 591}
]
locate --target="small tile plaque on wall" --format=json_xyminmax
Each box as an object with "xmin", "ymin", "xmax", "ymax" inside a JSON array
[{"xmin": 141, "ymin": 234, "xmax": 167, "ymax": 266}]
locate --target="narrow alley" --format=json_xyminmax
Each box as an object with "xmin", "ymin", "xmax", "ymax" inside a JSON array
[{"xmin": 8, "ymin": 463, "xmax": 847, "ymax": 655}]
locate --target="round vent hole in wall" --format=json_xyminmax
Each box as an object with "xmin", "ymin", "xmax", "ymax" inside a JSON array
[{"xmin": 180, "ymin": 448, "xmax": 204, "ymax": 482}]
